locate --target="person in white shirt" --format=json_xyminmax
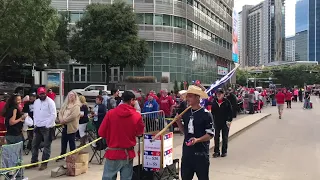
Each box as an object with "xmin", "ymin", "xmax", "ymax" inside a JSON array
[
  {"xmin": 26, "ymin": 87, "xmax": 57, "ymax": 171},
  {"xmin": 254, "ymin": 89, "xmax": 260, "ymax": 101}
]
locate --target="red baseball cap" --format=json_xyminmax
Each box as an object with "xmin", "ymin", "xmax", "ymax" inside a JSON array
[{"xmin": 37, "ymin": 87, "xmax": 46, "ymax": 94}]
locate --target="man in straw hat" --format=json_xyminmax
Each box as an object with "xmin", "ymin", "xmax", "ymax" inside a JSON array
[{"xmin": 175, "ymin": 85, "xmax": 214, "ymax": 180}]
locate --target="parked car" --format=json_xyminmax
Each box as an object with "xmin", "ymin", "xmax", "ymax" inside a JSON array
[{"xmin": 72, "ymin": 84, "xmax": 124, "ymax": 101}]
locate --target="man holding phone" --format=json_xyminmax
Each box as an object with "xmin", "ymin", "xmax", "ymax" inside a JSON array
[{"xmin": 175, "ymin": 85, "xmax": 214, "ymax": 180}]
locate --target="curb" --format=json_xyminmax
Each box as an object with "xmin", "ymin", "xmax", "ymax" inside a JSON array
[
  {"xmin": 228, "ymin": 113, "xmax": 271, "ymax": 142},
  {"xmin": 212, "ymin": 113, "xmax": 272, "ymax": 150}
]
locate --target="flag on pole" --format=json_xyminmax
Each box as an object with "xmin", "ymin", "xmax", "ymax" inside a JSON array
[{"xmin": 201, "ymin": 64, "xmax": 239, "ymax": 106}]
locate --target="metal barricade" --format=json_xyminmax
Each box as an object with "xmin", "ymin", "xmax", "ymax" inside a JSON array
[{"xmin": 141, "ymin": 110, "xmax": 166, "ymax": 133}]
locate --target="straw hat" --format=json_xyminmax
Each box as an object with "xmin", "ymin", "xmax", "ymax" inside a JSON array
[
  {"xmin": 178, "ymin": 90, "xmax": 187, "ymax": 95},
  {"xmin": 186, "ymin": 85, "xmax": 209, "ymax": 99}
]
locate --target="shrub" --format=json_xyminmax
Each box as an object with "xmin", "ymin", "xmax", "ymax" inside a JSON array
[
  {"xmin": 124, "ymin": 76, "xmax": 156, "ymax": 83},
  {"xmin": 161, "ymin": 76, "xmax": 169, "ymax": 83}
]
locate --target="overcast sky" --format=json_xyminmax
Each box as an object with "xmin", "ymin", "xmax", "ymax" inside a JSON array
[{"xmin": 234, "ymin": 0, "xmax": 296, "ymax": 37}]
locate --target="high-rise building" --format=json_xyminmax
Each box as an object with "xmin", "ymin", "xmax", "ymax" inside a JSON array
[
  {"xmin": 295, "ymin": 0, "xmax": 320, "ymax": 62},
  {"xmin": 262, "ymin": 0, "xmax": 285, "ymax": 64},
  {"xmin": 238, "ymin": 0, "xmax": 285, "ymax": 67},
  {"xmin": 295, "ymin": 30, "xmax": 308, "ymax": 61},
  {"xmin": 51, "ymin": 0, "xmax": 234, "ymax": 85},
  {"xmin": 285, "ymin": 36, "xmax": 295, "ymax": 61},
  {"xmin": 247, "ymin": 3, "xmax": 263, "ymax": 66},
  {"xmin": 238, "ymin": 5, "xmax": 253, "ymax": 67}
]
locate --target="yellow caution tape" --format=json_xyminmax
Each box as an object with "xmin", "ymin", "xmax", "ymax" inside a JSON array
[
  {"xmin": 0, "ymin": 137, "xmax": 103, "ymax": 171},
  {"xmin": 0, "ymin": 124, "xmax": 63, "ymax": 134}
]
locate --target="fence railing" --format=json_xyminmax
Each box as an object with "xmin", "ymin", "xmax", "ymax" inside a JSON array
[{"xmin": 141, "ymin": 110, "xmax": 166, "ymax": 134}]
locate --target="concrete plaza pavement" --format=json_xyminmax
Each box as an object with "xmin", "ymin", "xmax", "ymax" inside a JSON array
[
  {"xmin": 22, "ymin": 101, "xmax": 281, "ymax": 180},
  {"xmin": 207, "ymin": 97, "xmax": 320, "ymax": 180}
]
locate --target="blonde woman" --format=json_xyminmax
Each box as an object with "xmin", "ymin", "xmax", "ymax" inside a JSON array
[
  {"xmin": 56, "ymin": 91, "xmax": 81, "ymax": 162},
  {"xmin": 78, "ymin": 95, "xmax": 89, "ymax": 147}
]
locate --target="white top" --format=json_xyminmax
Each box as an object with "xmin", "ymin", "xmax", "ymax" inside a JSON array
[
  {"xmin": 119, "ymin": 100, "xmax": 141, "ymax": 113},
  {"xmin": 254, "ymin": 91, "xmax": 260, "ymax": 101},
  {"xmin": 33, "ymin": 97, "xmax": 57, "ymax": 128}
]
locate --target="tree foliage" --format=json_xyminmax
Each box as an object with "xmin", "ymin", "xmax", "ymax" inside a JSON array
[
  {"xmin": 180, "ymin": 81, "xmax": 184, "ymax": 90},
  {"xmin": 174, "ymin": 80, "xmax": 179, "ymax": 93},
  {"xmin": 70, "ymin": 1, "xmax": 150, "ymax": 83},
  {"xmin": 0, "ymin": 0, "xmax": 69, "ymax": 66},
  {"xmin": 236, "ymin": 65, "xmax": 320, "ymax": 87}
]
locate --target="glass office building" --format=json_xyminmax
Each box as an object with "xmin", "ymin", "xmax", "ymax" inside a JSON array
[
  {"xmin": 295, "ymin": 0, "xmax": 319, "ymax": 62},
  {"xmin": 51, "ymin": 0, "xmax": 234, "ymax": 84}
]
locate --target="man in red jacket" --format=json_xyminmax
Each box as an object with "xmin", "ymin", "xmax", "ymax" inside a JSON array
[
  {"xmin": 285, "ymin": 90, "xmax": 293, "ymax": 108},
  {"xmin": 275, "ymin": 90, "xmax": 286, "ymax": 119},
  {"xmin": 99, "ymin": 90, "xmax": 144, "ymax": 180}
]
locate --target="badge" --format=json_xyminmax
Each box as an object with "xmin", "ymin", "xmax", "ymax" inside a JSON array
[{"xmin": 188, "ymin": 116, "xmax": 194, "ymax": 134}]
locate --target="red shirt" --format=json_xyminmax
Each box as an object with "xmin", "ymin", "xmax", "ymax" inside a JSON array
[
  {"xmin": 275, "ymin": 92, "xmax": 285, "ymax": 104},
  {"xmin": 98, "ymin": 104, "xmax": 144, "ymax": 160},
  {"xmin": 285, "ymin": 92, "xmax": 293, "ymax": 101},
  {"xmin": 47, "ymin": 92, "xmax": 56, "ymax": 100},
  {"xmin": 0, "ymin": 101, "xmax": 6, "ymax": 136},
  {"xmin": 159, "ymin": 96, "xmax": 174, "ymax": 116}
]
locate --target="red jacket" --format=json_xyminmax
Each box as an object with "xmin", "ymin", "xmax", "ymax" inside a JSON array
[
  {"xmin": 0, "ymin": 101, "xmax": 6, "ymax": 136},
  {"xmin": 159, "ymin": 96, "xmax": 174, "ymax": 116},
  {"xmin": 285, "ymin": 92, "xmax": 293, "ymax": 101},
  {"xmin": 275, "ymin": 92, "xmax": 285, "ymax": 104},
  {"xmin": 98, "ymin": 104, "xmax": 144, "ymax": 160},
  {"xmin": 47, "ymin": 92, "xmax": 56, "ymax": 100}
]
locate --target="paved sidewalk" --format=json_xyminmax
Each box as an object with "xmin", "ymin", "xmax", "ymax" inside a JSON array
[
  {"xmin": 24, "ymin": 110, "xmax": 271, "ymax": 179},
  {"xmin": 206, "ymin": 97, "xmax": 320, "ymax": 180}
]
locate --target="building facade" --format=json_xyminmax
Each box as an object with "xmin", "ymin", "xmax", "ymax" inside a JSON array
[
  {"xmin": 52, "ymin": 0, "xmax": 234, "ymax": 84},
  {"xmin": 285, "ymin": 36, "xmax": 295, "ymax": 61},
  {"xmin": 262, "ymin": 0, "xmax": 285, "ymax": 64},
  {"xmin": 238, "ymin": 0, "xmax": 285, "ymax": 67},
  {"xmin": 295, "ymin": 0, "xmax": 319, "ymax": 62},
  {"xmin": 295, "ymin": 30, "xmax": 308, "ymax": 61},
  {"xmin": 247, "ymin": 3, "xmax": 263, "ymax": 66},
  {"xmin": 238, "ymin": 5, "xmax": 253, "ymax": 67}
]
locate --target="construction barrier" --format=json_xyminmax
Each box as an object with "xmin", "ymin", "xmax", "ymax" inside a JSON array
[{"xmin": 0, "ymin": 137, "xmax": 102, "ymax": 171}]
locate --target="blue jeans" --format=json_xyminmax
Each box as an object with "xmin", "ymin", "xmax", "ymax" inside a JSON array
[
  {"xmin": 102, "ymin": 159, "xmax": 133, "ymax": 180},
  {"xmin": 304, "ymin": 99, "xmax": 310, "ymax": 109}
]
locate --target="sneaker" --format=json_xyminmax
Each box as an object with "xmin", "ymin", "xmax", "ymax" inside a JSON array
[
  {"xmin": 56, "ymin": 157, "xmax": 65, "ymax": 162},
  {"xmin": 25, "ymin": 164, "xmax": 39, "ymax": 169},
  {"xmin": 279, "ymin": 116, "xmax": 282, "ymax": 119},
  {"xmin": 221, "ymin": 153, "xmax": 227, "ymax": 157},
  {"xmin": 212, "ymin": 153, "xmax": 220, "ymax": 158},
  {"xmin": 39, "ymin": 164, "xmax": 47, "ymax": 171}
]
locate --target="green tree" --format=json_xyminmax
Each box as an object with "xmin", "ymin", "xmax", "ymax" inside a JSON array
[
  {"xmin": 0, "ymin": 0, "xmax": 68, "ymax": 66},
  {"xmin": 174, "ymin": 80, "xmax": 179, "ymax": 93},
  {"xmin": 180, "ymin": 81, "xmax": 184, "ymax": 90},
  {"xmin": 70, "ymin": 1, "xmax": 150, "ymax": 83},
  {"xmin": 236, "ymin": 69, "xmax": 249, "ymax": 86}
]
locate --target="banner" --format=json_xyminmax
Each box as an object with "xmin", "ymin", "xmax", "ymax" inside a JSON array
[
  {"xmin": 232, "ymin": 9, "xmax": 239, "ymax": 63},
  {"xmin": 47, "ymin": 73, "xmax": 60, "ymax": 95},
  {"xmin": 217, "ymin": 66, "xmax": 228, "ymax": 76}
]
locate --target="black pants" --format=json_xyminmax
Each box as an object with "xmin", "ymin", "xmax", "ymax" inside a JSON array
[
  {"xmin": 31, "ymin": 127, "xmax": 53, "ymax": 164},
  {"xmin": 214, "ymin": 124, "xmax": 229, "ymax": 154},
  {"xmin": 60, "ymin": 126, "xmax": 76, "ymax": 155},
  {"xmin": 249, "ymin": 102, "xmax": 254, "ymax": 114},
  {"xmin": 293, "ymin": 95, "xmax": 298, "ymax": 102},
  {"xmin": 286, "ymin": 100, "xmax": 292, "ymax": 108},
  {"xmin": 181, "ymin": 154, "xmax": 209, "ymax": 180}
]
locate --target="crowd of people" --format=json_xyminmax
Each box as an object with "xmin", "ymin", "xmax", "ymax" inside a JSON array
[{"xmin": 0, "ymin": 83, "xmax": 315, "ymax": 180}]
